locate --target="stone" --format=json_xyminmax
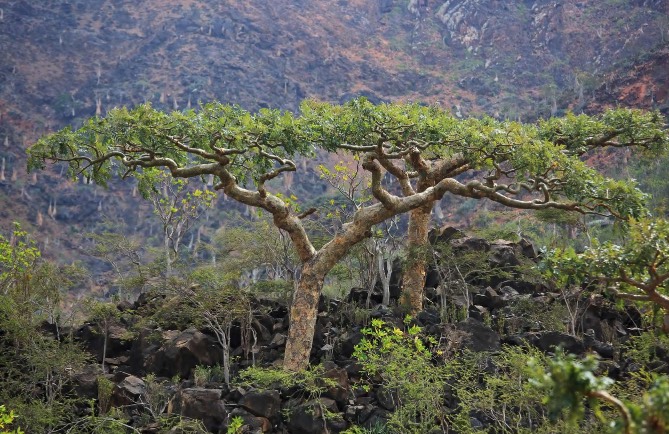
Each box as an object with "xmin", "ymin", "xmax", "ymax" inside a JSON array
[
  {"xmin": 228, "ymin": 408, "xmax": 271, "ymax": 433},
  {"xmin": 112, "ymin": 375, "xmax": 145, "ymax": 407},
  {"xmin": 321, "ymin": 362, "xmax": 350, "ymax": 406},
  {"xmin": 239, "ymin": 389, "xmax": 281, "ymax": 419},
  {"xmin": 145, "ymin": 328, "xmax": 222, "ymax": 379},
  {"xmin": 72, "ymin": 364, "xmax": 101, "ymax": 400},
  {"xmin": 269, "ymin": 333, "xmax": 286, "ymax": 348},
  {"xmin": 455, "ymin": 317, "xmax": 501, "ymax": 352},
  {"xmin": 528, "ymin": 331, "xmax": 586, "ymax": 355},
  {"xmin": 287, "ymin": 398, "xmax": 340, "ymax": 434},
  {"xmin": 169, "ymin": 388, "xmax": 226, "ymax": 432},
  {"xmin": 473, "ymin": 287, "xmax": 503, "ymax": 309}
]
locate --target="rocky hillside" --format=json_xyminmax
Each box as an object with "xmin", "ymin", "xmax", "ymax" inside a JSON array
[{"xmin": 0, "ymin": 0, "xmax": 667, "ymax": 263}]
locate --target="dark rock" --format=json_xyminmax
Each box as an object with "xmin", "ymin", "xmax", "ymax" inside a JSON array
[
  {"xmin": 322, "ymin": 361, "xmax": 350, "ymax": 406},
  {"xmin": 112, "ymin": 375, "xmax": 145, "ymax": 407},
  {"xmin": 77, "ymin": 323, "xmax": 133, "ymax": 363},
  {"xmin": 468, "ymin": 305, "xmax": 488, "ymax": 321},
  {"xmin": 429, "ymin": 226, "xmax": 464, "ymax": 245},
  {"xmin": 145, "ymin": 328, "xmax": 222, "ymax": 379},
  {"xmin": 455, "ymin": 318, "xmax": 501, "ymax": 352},
  {"xmin": 451, "ymin": 237, "xmax": 490, "ymax": 253},
  {"xmin": 227, "ymin": 408, "xmax": 271, "ymax": 433},
  {"xmin": 583, "ymin": 329, "xmax": 614, "ymax": 359},
  {"xmin": 416, "ymin": 309, "xmax": 440, "ymax": 326},
  {"xmin": 117, "ymin": 300, "xmax": 133, "ymax": 312},
  {"xmin": 168, "ymin": 388, "xmax": 226, "ymax": 433},
  {"xmin": 269, "ymin": 333, "xmax": 286, "ymax": 348},
  {"xmin": 71, "ymin": 364, "xmax": 101, "ymax": 400},
  {"xmin": 473, "ymin": 287, "xmax": 503, "ymax": 309},
  {"xmin": 239, "ymin": 389, "xmax": 281, "ymax": 419},
  {"xmin": 287, "ymin": 398, "xmax": 341, "ymax": 434},
  {"xmin": 518, "ymin": 238, "xmax": 538, "ymax": 259},
  {"xmin": 488, "ymin": 242, "xmax": 522, "ymax": 269},
  {"xmin": 528, "ymin": 331, "xmax": 586, "ymax": 355},
  {"xmin": 363, "ymin": 408, "xmax": 391, "ymax": 430},
  {"xmin": 376, "ymin": 386, "xmax": 397, "ymax": 411}
]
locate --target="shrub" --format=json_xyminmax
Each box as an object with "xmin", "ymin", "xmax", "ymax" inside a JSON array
[{"xmin": 353, "ymin": 317, "xmax": 448, "ymax": 433}]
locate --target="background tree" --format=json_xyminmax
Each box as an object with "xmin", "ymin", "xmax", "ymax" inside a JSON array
[
  {"xmin": 28, "ymin": 100, "xmax": 661, "ymax": 370},
  {"xmin": 301, "ymin": 99, "xmax": 669, "ymax": 313},
  {"xmin": 137, "ymin": 169, "xmax": 215, "ymax": 276}
]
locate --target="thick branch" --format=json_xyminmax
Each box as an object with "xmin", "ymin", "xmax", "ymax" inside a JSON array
[{"xmin": 362, "ymin": 155, "xmax": 400, "ymax": 209}]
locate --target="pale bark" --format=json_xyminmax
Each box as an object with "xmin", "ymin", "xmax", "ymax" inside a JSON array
[
  {"xmin": 401, "ymin": 203, "xmax": 432, "ymax": 313},
  {"xmin": 377, "ymin": 248, "xmax": 392, "ymax": 307}
]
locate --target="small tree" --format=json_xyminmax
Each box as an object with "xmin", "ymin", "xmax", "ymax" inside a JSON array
[
  {"xmin": 185, "ymin": 267, "xmax": 253, "ymax": 385},
  {"xmin": 85, "ymin": 299, "xmax": 122, "ymax": 372},
  {"xmin": 544, "ymin": 218, "xmax": 669, "ymax": 328},
  {"xmin": 529, "ymin": 353, "xmax": 669, "ymax": 434},
  {"xmin": 137, "ymin": 169, "xmax": 215, "ymax": 276}
]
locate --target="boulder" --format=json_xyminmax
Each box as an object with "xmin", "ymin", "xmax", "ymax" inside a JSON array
[
  {"xmin": 287, "ymin": 398, "xmax": 343, "ymax": 434},
  {"xmin": 455, "ymin": 318, "xmax": 501, "ymax": 352},
  {"xmin": 526, "ymin": 331, "xmax": 586, "ymax": 355},
  {"xmin": 321, "ymin": 362, "xmax": 350, "ymax": 406},
  {"xmin": 239, "ymin": 389, "xmax": 281, "ymax": 419},
  {"xmin": 228, "ymin": 408, "xmax": 272, "ymax": 433},
  {"xmin": 112, "ymin": 375, "xmax": 145, "ymax": 407},
  {"xmin": 145, "ymin": 328, "xmax": 222, "ymax": 379},
  {"xmin": 169, "ymin": 388, "xmax": 226, "ymax": 432},
  {"xmin": 71, "ymin": 364, "xmax": 101, "ymax": 400}
]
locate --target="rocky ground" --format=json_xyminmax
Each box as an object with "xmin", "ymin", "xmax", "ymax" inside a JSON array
[{"xmin": 61, "ymin": 229, "xmax": 656, "ymax": 433}]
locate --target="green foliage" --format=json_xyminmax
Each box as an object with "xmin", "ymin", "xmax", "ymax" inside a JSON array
[
  {"xmin": 341, "ymin": 423, "xmax": 391, "ymax": 434},
  {"xmin": 0, "ymin": 223, "xmax": 40, "ymax": 295},
  {"xmin": 0, "ymin": 224, "xmax": 89, "ymax": 433},
  {"xmin": 97, "ymin": 376, "xmax": 114, "ymax": 415},
  {"xmin": 0, "ymin": 405, "xmax": 24, "ymax": 434},
  {"xmin": 530, "ymin": 353, "xmax": 669, "ymax": 433},
  {"xmin": 622, "ymin": 330, "xmax": 669, "ymax": 367},
  {"xmin": 238, "ymin": 364, "xmax": 337, "ymax": 398},
  {"xmin": 448, "ymin": 346, "xmax": 572, "ymax": 433},
  {"xmin": 528, "ymin": 353, "xmax": 613, "ymax": 425},
  {"xmin": 353, "ymin": 318, "xmax": 447, "ymax": 433},
  {"xmin": 543, "ymin": 218, "xmax": 669, "ymax": 310},
  {"xmin": 28, "ymin": 102, "xmax": 309, "ymax": 186},
  {"xmin": 193, "ymin": 364, "xmax": 227, "ymax": 387},
  {"xmin": 226, "ymin": 416, "xmax": 244, "ymax": 434}
]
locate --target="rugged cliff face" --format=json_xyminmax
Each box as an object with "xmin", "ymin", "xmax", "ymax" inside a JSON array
[{"xmin": 0, "ymin": 0, "xmax": 667, "ymax": 263}]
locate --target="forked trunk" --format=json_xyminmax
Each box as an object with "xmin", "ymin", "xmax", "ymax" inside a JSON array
[{"xmin": 401, "ymin": 203, "xmax": 432, "ymax": 314}]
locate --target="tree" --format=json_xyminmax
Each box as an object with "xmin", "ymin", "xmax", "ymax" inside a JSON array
[
  {"xmin": 137, "ymin": 169, "xmax": 215, "ymax": 276},
  {"xmin": 544, "ymin": 218, "xmax": 669, "ymax": 328},
  {"xmin": 529, "ymin": 352, "xmax": 669, "ymax": 434},
  {"xmin": 84, "ymin": 299, "xmax": 122, "ymax": 372},
  {"xmin": 183, "ymin": 282, "xmax": 252, "ymax": 386},
  {"xmin": 300, "ymin": 100, "xmax": 669, "ymax": 313},
  {"xmin": 28, "ymin": 100, "xmax": 663, "ymax": 371}
]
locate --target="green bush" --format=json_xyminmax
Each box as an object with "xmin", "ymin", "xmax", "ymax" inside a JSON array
[{"xmin": 353, "ymin": 317, "xmax": 448, "ymax": 433}]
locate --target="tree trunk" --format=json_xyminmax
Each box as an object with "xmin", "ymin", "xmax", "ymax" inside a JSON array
[
  {"xmin": 401, "ymin": 203, "xmax": 432, "ymax": 314},
  {"xmin": 283, "ymin": 261, "xmax": 325, "ymax": 371},
  {"xmin": 164, "ymin": 231, "xmax": 172, "ymax": 276},
  {"xmin": 378, "ymin": 248, "xmax": 392, "ymax": 307}
]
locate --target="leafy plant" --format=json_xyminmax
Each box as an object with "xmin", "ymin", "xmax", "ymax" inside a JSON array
[
  {"xmin": 448, "ymin": 345, "xmax": 571, "ymax": 434},
  {"xmin": 0, "ymin": 405, "xmax": 24, "ymax": 434},
  {"xmin": 353, "ymin": 317, "xmax": 447, "ymax": 433},
  {"xmin": 543, "ymin": 218, "xmax": 669, "ymax": 313},
  {"xmin": 529, "ymin": 352, "xmax": 669, "ymax": 433},
  {"xmin": 226, "ymin": 416, "xmax": 244, "ymax": 434}
]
